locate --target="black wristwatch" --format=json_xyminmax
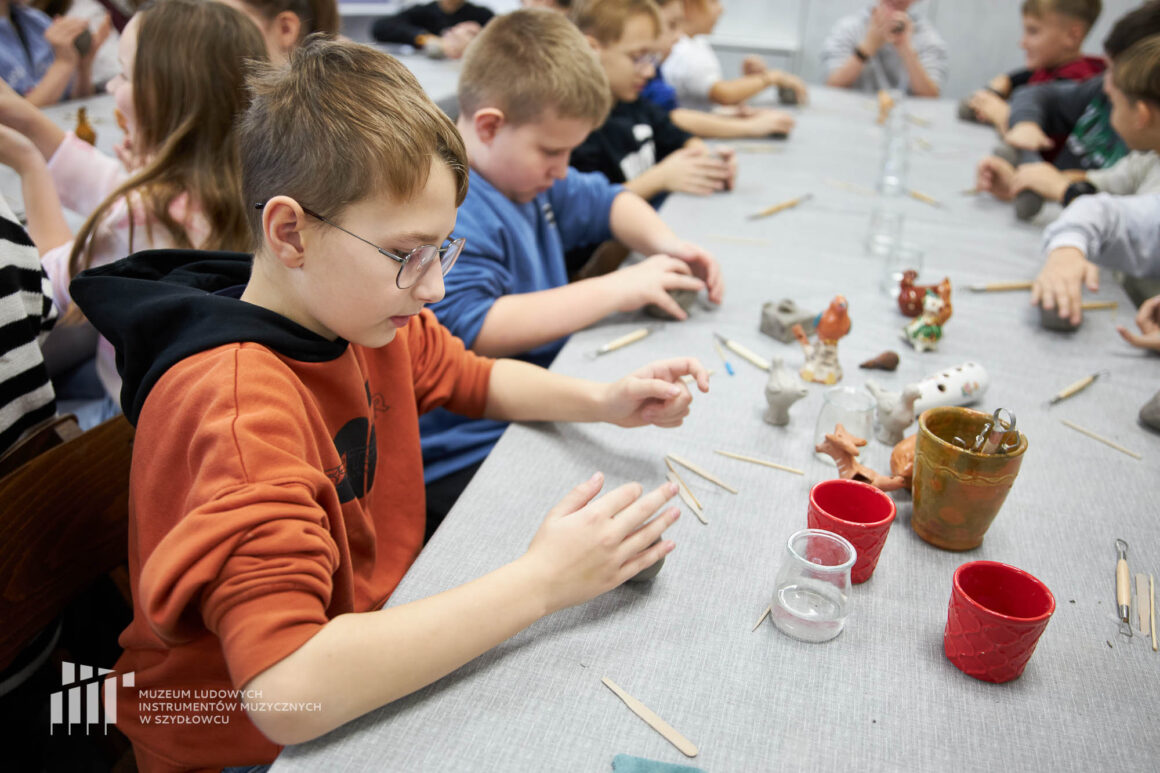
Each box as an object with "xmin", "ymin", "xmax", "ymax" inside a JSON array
[
  {"xmin": 1062, "ymin": 181, "xmax": 1097, "ymax": 207},
  {"xmin": 854, "ymin": 46, "xmax": 869, "ymax": 62}
]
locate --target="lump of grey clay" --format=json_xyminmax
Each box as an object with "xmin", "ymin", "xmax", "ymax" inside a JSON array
[
  {"xmin": 1039, "ymin": 304, "xmax": 1080, "ymax": 332},
  {"xmin": 628, "ymin": 554, "xmax": 665, "ymax": 583},
  {"xmin": 1140, "ymin": 391, "xmax": 1160, "ymax": 433},
  {"xmin": 760, "ymin": 298, "xmax": 816, "ymax": 343},
  {"xmin": 1015, "ymin": 189, "xmax": 1045, "ymax": 221},
  {"xmin": 992, "ymin": 143, "xmax": 1020, "ymax": 167},
  {"xmin": 644, "ymin": 288, "xmax": 698, "ymax": 320},
  {"xmin": 957, "ymin": 99, "xmax": 977, "ymax": 122},
  {"xmin": 778, "ymin": 86, "xmax": 798, "ymax": 106}
]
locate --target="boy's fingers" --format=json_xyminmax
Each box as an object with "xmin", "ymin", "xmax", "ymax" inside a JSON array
[
  {"xmin": 619, "ymin": 539, "xmax": 675, "ymax": 584},
  {"xmin": 1084, "ymin": 263, "xmax": 1099, "ymax": 292},
  {"xmin": 626, "ymin": 377, "xmax": 685, "ymax": 405},
  {"xmin": 662, "ymin": 273, "xmax": 706, "ymax": 293},
  {"xmin": 547, "ymin": 472, "xmax": 604, "ymax": 521},
  {"xmin": 612, "ymin": 482, "xmax": 678, "ymax": 538},
  {"xmin": 622, "ymin": 508, "xmax": 679, "ymax": 557},
  {"xmin": 585, "ymin": 481, "xmax": 646, "ymax": 521}
]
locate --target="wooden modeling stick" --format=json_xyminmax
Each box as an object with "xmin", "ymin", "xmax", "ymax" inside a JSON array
[
  {"xmin": 1061, "ymin": 420, "xmax": 1142, "ymax": 460},
  {"xmin": 593, "ymin": 327, "xmax": 652, "ymax": 356},
  {"xmin": 1137, "ymin": 573, "xmax": 1150, "ymax": 635},
  {"xmin": 713, "ymin": 333, "xmax": 770, "ymax": 371},
  {"xmin": 968, "ymin": 281, "xmax": 1033, "ymax": 292},
  {"xmin": 1081, "ymin": 300, "xmax": 1118, "ymax": 311},
  {"xmin": 714, "ymin": 449, "xmax": 803, "ymax": 476},
  {"xmin": 601, "ymin": 677, "xmax": 699, "ymax": 758},
  {"xmin": 666, "ymin": 453, "xmax": 738, "ymax": 494},
  {"xmin": 1048, "ymin": 372, "xmax": 1104, "ymax": 405},
  {"xmin": 906, "ymin": 113, "xmax": 932, "ymax": 128},
  {"xmin": 1151, "ymin": 574, "xmax": 1157, "ymax": 652},
  {"xmin": 751, "ymin": 605, "xmax": 771, "ymax": 632},
  {"xmin": 824, "ymin": 178, "xmax": 876, "ymax": 196},
  {"xmin": 748, "ymin": 193, "xmax": 813, "ymax": 220},
  {"xmin": 665, "ymin": 469, "xmax": 707, "ymax": 525},
  {"xmin": 907, "ymin": 189, "xmax": 942, "ymax": 208}
]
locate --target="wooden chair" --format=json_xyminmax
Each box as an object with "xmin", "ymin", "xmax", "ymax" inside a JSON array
[
  {"xmin": 0, "ymin": 414, "xmax": 135, "ymax": 671},
  {"xmin": 0, "ymin": 414, "xmax": 83, "ymax": 481}
]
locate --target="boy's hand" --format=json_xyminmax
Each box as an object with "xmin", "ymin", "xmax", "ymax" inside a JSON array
[
  {"xmin": 1031, "ymin": 246, "xmax": 1099, "ymax": 325},
  {"xmin": 80, "ymin": 14, "xmax": 112, "ymax": 70},
  {"xmin": 744, "ymin": 109, "xmax": 795, "ymax": 137},
  {"xmin": 764, "ymin": 70, "xmax": 808, "ymax": 104},
  {"xmin": 440, "ymin": 22, "xmax": 480, "ymax": 59},
  {"xmin": 975, "ymin": 155, "xmax": 1016, "ymax": 200},
  {"xmin": 602, "ymin": 357, "xmax": 710, "ymax": 428},
  {"xmin": 967, "ymin": 89, "xmax": 1010, "ymax": 130},
  {"xmin": 1012, "ymin": 162, "xmax": 1068, "ymax": 201},
  {"xmin": 660, "ymin": 145, "xmax": 732, "ymax": 195},
  {"xmin": 522, "ymin": 474, "xmax": 679, "ymax": 613},
  {"xmin": 1004, "ymin": 121, "xmax": 1053, "ymax": 151},
  {"xmin": 862, "ymin": 6, "xmax": 888, "ymax": 54},
  {"xmin": 45, "ymin": 17, "xmax": 88, "ymax": 66},
  {"xmin": 884, "ymin": 11, "xmax": 913, "ymax": 51},
  {"xmin": 656, "ymin": 239, "xmax": 724, "ymax": 304},
  {"xmin": 714, "ymin": 145, "xmax": 737, "ymax": 190},
  {"xmin": 742, "ymin": 55, "xmax": 768, "ymax": 76},
  {"xmin": 614, "ymin": 254, "xmax": 705, "ymax": 319},
  {"xmin": 1116, "ymin": 294, "xmax": 1160, "ymax": 352}
]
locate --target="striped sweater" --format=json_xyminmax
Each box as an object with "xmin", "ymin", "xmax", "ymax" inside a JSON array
[{"xmin": 0, "ymin": 195, "xmax": 56, "ymax": 453}]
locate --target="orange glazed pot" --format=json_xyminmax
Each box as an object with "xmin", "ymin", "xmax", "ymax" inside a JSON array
[{"xmin": 911, "ymin": 407, "xmax": 1028, "ymax": 550}]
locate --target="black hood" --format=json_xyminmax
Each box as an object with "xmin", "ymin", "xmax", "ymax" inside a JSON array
[{"xmin": 71, "ymin": 250, "xmax": 348, "ymax": 425}]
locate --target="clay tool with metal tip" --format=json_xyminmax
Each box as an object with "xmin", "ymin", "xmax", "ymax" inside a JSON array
[
  {"xmin": 968, "ymin": 280, "xmax": 1032, "ymax": 292},
  {"xmin": 1048, "ymin": 371, "xmax": 1107, "ymax": 405},
  {"xmin": 588, "ymin": 326, "xmax": 655, "ymax": 358},
  {"xmin": 748, "ymin": 193, "xmax": 813, "ymax": 220},
  {"xmin": 713, "ymin": 332, "xmax": 770, "ymax": 371},
  {"xmin": 1116, "ymin": 539, "xmax": 1132, "ymax": 638}
]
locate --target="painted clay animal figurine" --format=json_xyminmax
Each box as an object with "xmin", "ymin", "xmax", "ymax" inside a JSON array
[
  {"xmin": 760, "ymin": 298, "xmax": 816, "ymax": 343},
  {"xmin": 902, "ymin": 287, "xmax": 952, "ymax": 352},
  {"xmin": 890, "ymin": 434, "xmax": 917, "ymax": 490},
  {"xmin": 897, "ymin": 271, "xmax": 947, "ymax": 317},
  {"xmin": 865, "ymin": 380, "xmax": 922, "ymax": 445},
  {"xmin": 763, "ymin": 358, "xmax": 808, "ymax": 426},
  {"xmin": 859, "ymin": 350, "xmax": 900, "ymax": 371},
  {"xmin": 793, "ymin": 295, "xmax": 850, "ymax": 385},
  {"xmin": 815, "ymin": 424, "xmax": 907, "ymax": 493},
  {"xmin": 911, "ymin": 362, "xmax": 990, "ymax": 415}
]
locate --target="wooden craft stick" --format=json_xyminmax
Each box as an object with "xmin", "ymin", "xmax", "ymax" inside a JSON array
[
  {"xmin": 905, "ymin": 113, "xmax": 932, "ymax": 127},
  {"xmin": 714, "ymin": 449, "xmax": 804, "ymax": 476},
  {"xmin": 751, "ymin": 604, "xmax": 771, "ymax": 632},
  {"xmin": 1151, "ymin": 574, "xmax": 1157, "ymax": 652},
  {"xmin": 705, "ymin": 234, "xmax": 771, "ymax": 246},
  {"xmin": 1081, "ymin": 300, "xmax": 1118, "ymax": 311},
  {"xmin": 664, "ymin": 457, "xmax": 703, "ymax": 512},
  {"xmin": 748, "ymin": 193, "xmax": 813, "ymax": 220},
  {"xmin": 908, "ymin": 189, "xmax": 942, "ymax": 208},
  {"xmin": 601, "ymin": 677, "xmax": 699, "ymax": 758},
  {"xmin": 732, "ymin": 143, "xmax": 784, "ymax": 154},
  {"xmin": 595, "ymin": 327, "xmax": 651, "ymax": 355},
  {"xmin": 823, "ymin": 178, "xmax": 875, "ymax": 196},
  {"xmin": 714, "ymin": 333, "xmax": 770, "ymax": 371},
  {"xmin": 1137, "ymin": 573, "xmax": 1150, "ymax": 634},
  {"xmin": 968, "ymin": 280, "xmax": 1033, "ymax": 292},
  {"xmin": 961, "ymin": 187, "xmax": 981, "ymax": 196},
  {"xmin": 666, "ymin": 471, "xmax": 707, "ymax": 524},
  {"xmin": 1060, "ymin": 419, "xmax": 1142, "ymax": 460},
  {"xmin": 666, "ymin": 453, "xmax": 738, "ymax": 494}
]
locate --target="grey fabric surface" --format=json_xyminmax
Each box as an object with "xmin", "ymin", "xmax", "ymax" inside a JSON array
[{"xmin": 273, "ymin": 88, "xmax": 1160, "ymax": 773}]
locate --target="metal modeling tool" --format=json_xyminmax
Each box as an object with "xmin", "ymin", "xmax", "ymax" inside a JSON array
[
  {"xmin": 974, "ymin": 408, "xmax": 1015, "ymax": 454},
  {"xmin": 712, "ymin": 333, "xmax": 770, "ymax": 371},
  {"xmin": 1048, "ymin": 371, "xmax": 1107, "ymax": 405},
  {"xmin": 1116, "ymin": 539, "xmax": 1132, "ymax": 638}
]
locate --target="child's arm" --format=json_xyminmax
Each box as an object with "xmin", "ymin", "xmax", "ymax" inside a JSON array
[
  {"xmin": 0, "ymin": 126, "xmax": 71, "ymax": 253},
  {"xmin": 889, "ymin": 15, "xmax": 942, "ymax": 97},
  {"xmin": 707, "ymin": 69, "xmax": 793, "ymax": 107},
  {"xmin": 22, "ymin": 17, "xmax": 88, "ymax": 107},
  {"xmin": 1005, "ymin": 78, "xmax": 1100, "ymax": 151},
  {"xmin": 623, "ymin": 143, "xmax": 731, "ymax": 199},
  {"xmin": 670, "ymin": 107, "xmax": 794, "ymax": 139},
  {"xmin": 0, "ymin": 79, "xmax": 68, "ymax": 161},
  {"xmin": 244, "ymin": 473, "xmax": 680, "ymax": 745}
]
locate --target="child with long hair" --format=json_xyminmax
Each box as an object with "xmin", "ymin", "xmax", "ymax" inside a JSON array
[
  {"xmin": 0, "ymin": 0, "xmax": 268, "ymax": 420},
  {"xmin": 218, "ymin": 0, "xmax": 338, "ymax": 63}
]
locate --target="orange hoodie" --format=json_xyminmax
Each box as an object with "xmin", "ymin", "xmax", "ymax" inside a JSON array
[{"xmin": 110, "ymin": 308, "xmax": 492, "ymax": 771}]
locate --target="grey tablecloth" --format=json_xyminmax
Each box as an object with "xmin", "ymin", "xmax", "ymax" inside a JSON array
[{"xmin": 274, "ymin": 88, "xmax": 1160, "ymax": 773}]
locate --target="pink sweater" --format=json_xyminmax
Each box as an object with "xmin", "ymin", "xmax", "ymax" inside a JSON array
[{"xmin": 43, "ymin": 133, "xmax": 210, "ymax": 399}]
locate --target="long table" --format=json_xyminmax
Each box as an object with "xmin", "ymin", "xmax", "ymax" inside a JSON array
[{"xmin": 273, "ymin": 87, "xmax": 1159, "ymax": 772}]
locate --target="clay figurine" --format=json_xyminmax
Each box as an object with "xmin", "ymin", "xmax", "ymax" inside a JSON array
[
  {"xmin": 644, "ymin": 288, "xmax": 698, "ymax": 320},
  {"xmin": 760, "ymin": 298, "xmax": 816, "ymax": 343},
  {"xmin": 898, "ymin": 272, "xmax": 949, "ymax": 318},
  {"xmin": 793, "ymin": 295, "xmax": 850, "ymax": 385},
  {"xmin": 815, "ymin": 424, "xmax": 907, "ymax": 492},
  {"xmin": 865, "ymin": 380, "xmax": 922, "ymax": 445},
  {"xmin": 876, "ymin": 89, "xmax": 895, "ymax": 125},
  {"xmin": 889, "ymin": 434, "xmax": 917, "ymax": 490},
  {"xmin": 1038, "ymin": 303, "xmax": 1080, "ymax": 332},
  {"xmin": 75, "ymin": 106, "xmax": 96, "ymax": 146},
  {"xmin": 1141, "ymin": 390, "xmax": 1160, "ymax": 433},
  {"xmin": 911, "ymin": 362, "xmax": 990, "ymax": 415},
  {"xmin": 859, "ymin": 350, "xmax": 900, "ymax": 371},
  {"xmin": 763, "ymin": 358, "xmax": 808, "ymax": 426},
  {"xmin": 901, "ymin": 287, "xmax": 952, "ymax": 352}
]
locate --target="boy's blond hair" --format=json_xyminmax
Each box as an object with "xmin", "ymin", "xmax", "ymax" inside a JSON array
[
  {"xmin": 239, "ymin": 37, "xmax": 468, "ymax": 244},
  {"xmin": 1113, "ymin": 35, "xmax": 1160, "ymax": 107},
  {"xmin": 1021, "ymin": 0, "xmax": 1101, "ymax": 32},
  {"xmin": 458, "ymin": 9, "xmax": 612, "ymax": 127},
  {"xmin": 571, "ymin": 0, "xmax": 662, "ymax": 46}
]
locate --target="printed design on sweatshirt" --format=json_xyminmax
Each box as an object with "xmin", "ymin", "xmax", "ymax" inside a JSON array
[
  {"xmin": 327, "ymin": 382, "xmax": 386, "ymax": 503},
  {"xmin": 1067, "ymin": 97, "xmax": 1127, "ymax": 170},
  {"xmin": 619, "ymin": 123, "xmax": 657, "ymax": 182}
]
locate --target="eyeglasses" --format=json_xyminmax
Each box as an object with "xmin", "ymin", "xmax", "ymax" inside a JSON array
[
  {"xmin": 254, "ymin": 202, "xmax": 465, "ymax": 290},
  {"xmin": 630, "ymin": 51, "xmax": 662, "ymax": 72}
]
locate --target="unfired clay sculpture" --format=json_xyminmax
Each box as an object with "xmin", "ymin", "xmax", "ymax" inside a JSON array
[
  {"xmin": 865, "ymin": 380, "xmax": 922, "ymax": 445},
  {"xmin": 860, "ymin": 350, "xmax": 900, "ymax": 371},
  {"xmin": 794, "ymin": 295, "xmax": 850, "ymax": 385},
  {"xmin": 1141, "ymin": 390, "xmax": 1160, "ymax": 433},
  {"xmin": 645, "ymin": 289, "xmax": 698, "ymax": 320},
  {"xmin": 815, "ymin": 424, "xmax": 907, "ymax": 492},
  {"xmin": 763, "ymin": 358, "xmax": 808, "ymax": 426},
  {"xmin": 760, "ymin": 298, "xmax": 816, "ymax": 343}
]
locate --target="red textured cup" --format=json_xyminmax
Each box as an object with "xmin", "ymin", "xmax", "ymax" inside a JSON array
[
  {"xmin": 807, "ymin": 479, "xmax": 896, "ymax": 584},
  {"xmin": 944, "ymin": 561, "xmax": 1055, "ymax": 683}
]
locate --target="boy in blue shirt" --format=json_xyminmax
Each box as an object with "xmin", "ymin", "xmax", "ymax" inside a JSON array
[{"xmin": 422, "ymin": 8, "xmax": 724, "ymax": 530}]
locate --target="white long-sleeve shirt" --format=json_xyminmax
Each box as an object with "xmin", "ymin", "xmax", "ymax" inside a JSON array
[{"xmin": 1042, "ymin": 192, "xmax": 1160, "ymax": 278}]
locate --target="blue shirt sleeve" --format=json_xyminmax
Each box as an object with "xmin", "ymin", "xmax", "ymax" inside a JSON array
[{"xmin": 548, "ymin": 168, "xmax": 624, "ymax": 253}]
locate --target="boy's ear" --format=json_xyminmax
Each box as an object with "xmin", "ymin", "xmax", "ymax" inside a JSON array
[
  {"xmin": 1064, "ymin": 19, "xmax": 1087, "ymax": 48},
  {"xmin": 1136, "ymin": 98, "xmax": 1159, "ymax": 130},
  {"xmin": 585, "ymin": 34, "xmax": 602, "ymax": 52},
  {"xmin": 273, "ymin": 11, "xmax": 303, "ymax": 52},
  {"xmin": 262, "ymin": 195, "xmax": 308, "ymax": 268},
  {"xmin": 472, "ymin": 108, "xmax": 506, "ymax": 144}
]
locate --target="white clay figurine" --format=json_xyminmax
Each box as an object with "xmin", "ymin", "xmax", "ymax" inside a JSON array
[
  {"xmin": 764, "ymin": 358, "xmax": 809, "ymax": 426},
  {"xmin": 865, "ymin": 380, "xmax": 922, "ymax": 445}
]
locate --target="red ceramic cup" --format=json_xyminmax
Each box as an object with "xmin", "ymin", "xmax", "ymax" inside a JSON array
[
  {"xmin": 944, "ymin": 561, "xmax": 1055, "ymax": 683},
  {"xmin": 807, "ymin": 479, "xmax": 896, "ymax": 584}
]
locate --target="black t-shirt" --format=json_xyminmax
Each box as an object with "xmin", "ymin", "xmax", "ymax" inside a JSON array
[
  {"xmin": 570, "ymin": 98, "xmax": 692, "ymax": 185},
  {"xmin": 371, "ymin": 1, "xmax": 494, "ymax": 46}
]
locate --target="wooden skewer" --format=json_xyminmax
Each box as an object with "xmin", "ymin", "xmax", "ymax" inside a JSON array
[
  {"xmin": 1137, "ymin": 573, "xmax": 1150, "ymax": 634},
  {"xmin": 664, "ymin": 458, "xmax": 703, "ymax": 512},
  {"xmin": 732, "ymin": 143, "xmax": 784, "ymax": 154},
  {"xmin": 601, "ymin": 677, "xmax": 699, "ymax": 758},
  {"xmin": 961, "ymin": 187, "xmax": 981, "ymax": 196},
  {"xmin": 596, "ymin": 327, "xmax": 651, "ymax": 355},
  {"xmin": 823, "ymin": 178, "xmax": 875, "ymax": 196},
  {"xmin": 907, "ymin": 189, "xmax": 942, "ymax": 208},
  {"xmin": 1081, "ymin": 300, "xmax": 1118, "ymax": 311},
  {"xmin": 906, "ymin": 113, "xmax": 932, "ymax": 127},
  {"xmin": 714, "ymin": 449, "xmax": 804, "ymax": 476},
  {"xmin": 666, "ymin": 453, "xmax": 738, "ymax": 494},
  {"xmin": 1151, "ymin": 574, "xmax": 1157, "ymax": 651},
  {"xmin": 666, "ymin": 470, "xmax": 707, "ymax": 525},
  {"xmin": 912, "ymin": 137, "xmax": 933, "ymax": 151},
  {"xmin": 1060, "ymin": 419, "xmax": 1142, "ymax": 460},
  {"xmin": 751, "ymin": 604, "xmax": 771, "ymax": 632},
  {"xmin": 705, "ymin": 234, "xmax": 771, "ymax": 245},
  {"xmin": 968, "ymin": 280, "xmax": 1033, "ymax": 292},
  {"xmin": 749, "ymin": 193, "xmax": 813, "ymax": 220}
]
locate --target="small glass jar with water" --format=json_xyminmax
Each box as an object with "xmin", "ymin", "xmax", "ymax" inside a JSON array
[{"xmin": 772, "ymin": 529, "xmax": 856, "ymax": 642}]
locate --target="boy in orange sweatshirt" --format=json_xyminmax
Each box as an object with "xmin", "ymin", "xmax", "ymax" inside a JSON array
[{"xmin": 72, "ymin": 38, "xmax": 707, "ymax": 772}]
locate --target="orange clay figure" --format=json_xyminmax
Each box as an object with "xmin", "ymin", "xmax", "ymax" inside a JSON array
[
  {"xmin": 793, "ymin": 295, "xmax": 850, "ymax": 385},
  {"xmin": 902, "ymin": 285, "xmax": 952, "ymax": 352},
  {"xmin": 889, "ymin": 433, "xmax": 916, "ymax": 490},
  {"xmin": 815, "ymin": 423, "xmax": 907, "ymax": 492}
]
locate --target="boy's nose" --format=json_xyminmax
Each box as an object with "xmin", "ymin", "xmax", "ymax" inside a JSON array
[{"xmin": 414, "ymin": 262, "xmax": 446, "ymax": 304}]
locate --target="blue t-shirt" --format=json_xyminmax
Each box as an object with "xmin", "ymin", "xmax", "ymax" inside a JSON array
[
  {"xmin": 420, "ymin": 166, "xmax": 623, "ymax": 483},
  {"xmin": 0, "ymin": 7, "xmax": 58, "ymax": 97},
  {"xmin": 640, "ymin": 72, "xmax": 678, "ymax": 112}
]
